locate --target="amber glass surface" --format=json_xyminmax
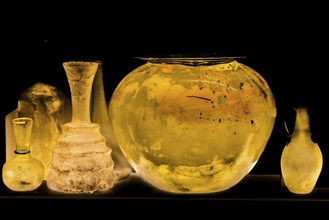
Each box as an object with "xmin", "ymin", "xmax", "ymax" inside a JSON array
[{"xmin": 109, "ymin": 56, "xmax": 277, "ymax": 194}]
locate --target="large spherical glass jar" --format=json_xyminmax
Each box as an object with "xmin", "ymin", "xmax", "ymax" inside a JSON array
[{"xmin": 109, "ymin": 56, "xmax": 276, "ymax": 194}]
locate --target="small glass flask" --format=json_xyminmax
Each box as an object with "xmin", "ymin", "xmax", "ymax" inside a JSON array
[
  {"xmin": 280, "ymin": 107, "xmax": 323, "ymax": 194},
  {"xmin": 2, "ymin": 117, "xmax": 45, "ymax": 192}
]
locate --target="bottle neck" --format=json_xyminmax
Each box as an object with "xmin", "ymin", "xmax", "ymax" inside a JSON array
[
  {"xmin": 293, "ymin": 108, "xmax": 311, "ymax": 138},
  {"xmin": 294, "ymin": 107, "xmax": 310, "ymax": 131},
  {"xmin": 12, "ymin": 117, "xmax": 33, "ymax": 152}
]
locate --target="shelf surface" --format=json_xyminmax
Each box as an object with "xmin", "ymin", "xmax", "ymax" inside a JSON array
[
  {"xmin": 0, "ymin": 174, "xmax": 329, "ymax": 220},
  {"xmin": 0, "ymin": 174, "xmax": 329, "ymax": 206}
]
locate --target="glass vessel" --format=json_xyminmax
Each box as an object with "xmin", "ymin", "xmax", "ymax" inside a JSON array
[
  {"xmin": 109, "ymin": 56, "xmax": 277, "ymax": 194},
  {"xmin": 91, "ymin": 60, "xmax": 132, "ymax": 181},
  {"xmin": 2, "ymin": 117, "xmax": 45, "ymax": 192},
  {"xmin": 47, "ymin": 61, "xmax": 115, "ymax": 194},
  {"xmin": 280, "ymin": 107, "xmax": 323, "ymax": 194}
]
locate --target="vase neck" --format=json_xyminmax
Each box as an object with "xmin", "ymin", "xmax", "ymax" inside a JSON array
[
  {"xmin": 293, "ymin": 107, "xmax": 310, "ymax": 134},
  {"xmin": 63, "ymin": 61, "xmax": 98, "ymax": 124},
  {"xmin": 12, "ymin": 117, "xmax": 33, "ymax": 152}
]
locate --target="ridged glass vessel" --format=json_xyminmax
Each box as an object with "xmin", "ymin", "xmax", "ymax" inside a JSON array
[
  {"xmin": 109, "ymin": 56, "xmax": 277, "ymax": 194},
  {"xmin": 47, "ymin": 61, "xmax": 114, "ymax": 194}
]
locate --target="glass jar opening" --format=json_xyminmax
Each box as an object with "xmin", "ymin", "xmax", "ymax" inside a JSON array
[{"xmin": 135, "ymin": 55, "xmax": 246, "ymax": 66}]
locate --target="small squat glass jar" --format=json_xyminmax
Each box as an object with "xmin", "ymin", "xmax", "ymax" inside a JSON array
[{"xmin": 109, "ymin": 56, "xmax": 277, "ymax": 194}]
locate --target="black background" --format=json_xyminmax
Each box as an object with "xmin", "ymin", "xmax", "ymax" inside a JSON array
[{"xmin": 1, "ymin": 3, "xmax": 329, "ymax": 211}]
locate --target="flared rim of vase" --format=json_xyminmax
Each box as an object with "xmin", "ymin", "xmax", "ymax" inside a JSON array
[{"xmin": 135, "ymin": 55, "xmax": 247, "ymax": 66}]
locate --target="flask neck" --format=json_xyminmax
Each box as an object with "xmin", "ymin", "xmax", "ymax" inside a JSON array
[
  {"xmin": 12, "ymin": 117, "xmax": 33, "ymax": 152},
  {"xmin": 293, "ymin": 107, "xmax": 311, "ymax": 137},
  {"xmin": 294, "ymin": 108, "xmax": 310, "ymax": 130}
]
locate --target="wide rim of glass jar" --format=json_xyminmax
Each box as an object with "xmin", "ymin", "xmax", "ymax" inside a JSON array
[{"xmin": 135, "ymin": 55, "xmax": 247, "ymax": 66}]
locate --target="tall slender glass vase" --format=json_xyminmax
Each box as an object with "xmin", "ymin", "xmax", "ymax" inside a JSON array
[{"xmin": 47, "ymin": 61, "xmax": 115, "ymax": 194}]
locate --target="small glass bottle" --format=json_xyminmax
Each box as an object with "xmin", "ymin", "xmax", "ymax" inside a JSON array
[
  {"xmin": 280, "ymin": 107, "xmax": 323, "ymax": 194},
  {"xmin": 2, "ymin": 117, "xmax": 45, "ymax": 192}
]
